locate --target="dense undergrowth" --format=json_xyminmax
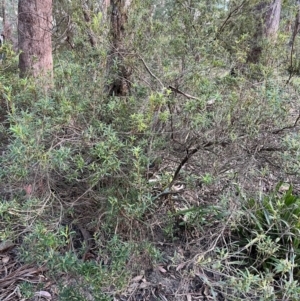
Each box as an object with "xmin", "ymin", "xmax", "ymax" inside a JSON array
[{"xmin": 2, "ymin": 2, "xmax": 300, "ymax": 300}]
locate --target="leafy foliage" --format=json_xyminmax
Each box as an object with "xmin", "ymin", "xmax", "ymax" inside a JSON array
[
  {"xmin": 2, "ymin": 0, "xmax": 300, "ymax": 300},
  {"xmin": 239, "ymin": 184, "xmax": 300, "ymax": 273}
]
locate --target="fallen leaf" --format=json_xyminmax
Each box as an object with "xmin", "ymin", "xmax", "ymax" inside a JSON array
[
  {"xmin": 127, "ymin": 282, "xmax": 139, "ymax": 293},
  {"xmin": 157, "ymin": 265, "xmax": 167, "ymax": 273},
  {"xmin": 207, "ymin": 98, "xmax": 215, "ymax": 105},
  {"xmin": 2, "ymin": 256, "xmax": 10, "ymax": 264},
  {"xmin": 131, "ymin": 275, "xmax": 144, "ymax": 282},
  {"xmin": 23, "ymin": 184, "xmax": 33, "ymax": 196},
  {"xmin": 34, "ymin": 291, "xmax": 52, "ymax": 299},
  {"xmin": 203, "ymin": 285, "xmax": 209, "ymax": 296},
  {"xmin": 279, "ymin": 183, "xmax": 290, "ymax": 192},
  {"xmin": 139, "ymin": 282, "xmax": 151, "ymax": 289},
  {"xmin": 176, "ymin": 262, "xmax": 186, "ymax": 271}
]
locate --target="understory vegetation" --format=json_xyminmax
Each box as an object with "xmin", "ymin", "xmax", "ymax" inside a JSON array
[{"xmin": 2, "ymin": 1, "xmax": 300, "ymax": 300}]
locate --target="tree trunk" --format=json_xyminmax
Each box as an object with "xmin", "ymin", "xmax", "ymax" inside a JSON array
[
  {"xmin": 1, "ymin": 1, "xmax": 18, "ymax": 51},
  {"xmin": 18, "ymin": 0, "xmax": 53, "ymax": 80},
  {"xmin": 107, "ymin": 0, "xmax": 132, "ymax": 97},
  {"xmin": 247, "ymin": 0, "xmax": 282, "ymax": 64},
  {"xmin": 264, "ymin": 0, "xmax": 281, "ymax": 38},
  {"xmin": 2, "ymin": 0, "xmax": 5, "ymax": 32},
  {"xmin": 289, "ymin": 0, "xmax": 300, "ymax": 47},
  {"xmin": 81, "ymin": 1, "xmax": 97, "ymax": 47}
]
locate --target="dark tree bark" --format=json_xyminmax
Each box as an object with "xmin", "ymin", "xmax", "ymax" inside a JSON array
[
  {"xmin": 81, "ymin": 1, "xmax": 97, "ymax": 47},
  {"xmin": 107, "ymin": 0, "xmax": 132, "ymax": 97},
  {"xmin": 18, "ymin": 0, "xmax": 53, "ymax": 80}
]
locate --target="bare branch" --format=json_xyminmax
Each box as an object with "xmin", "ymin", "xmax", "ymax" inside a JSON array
[
  {"xmin": 139, "ymin": 55, "xmax": 164, "ymax": 89},
  {"xmin": 168, "ymin": 85, "xmax": 200, "ymax": 101}
]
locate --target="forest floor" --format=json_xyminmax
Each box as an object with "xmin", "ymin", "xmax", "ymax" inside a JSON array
[{"xmin": 1, "ymin": 147, "xmax": 293, "ymax": 301}]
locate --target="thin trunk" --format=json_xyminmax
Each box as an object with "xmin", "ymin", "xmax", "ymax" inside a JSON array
[
  {"xmin": 81, "ymin": 1, "xmax": 97, "ymax": 47},
  {"xmin": 289, "ymin": 0, "xmax": 300, "ymax": 47},
  {"xmin": 2, "ymin": 0, "xmax": 5, "ymax": 30},
  {"xmin": 18, "ymin": 0, "xmax": 53, "ymax": 81},
  {"xmin": 107, "ymin": 0, "xmax": 132, "ymax": 96},
  {"xmin": 1, "ymin": 1, "xmax": 17, "ymax": 51},
  {"xmin": 286, "ymin": 1, "xmax": 300, "ymax": 84},
  {"xmin": 1, "ymin": 0, "xmax": 9, "ymax": 42}
]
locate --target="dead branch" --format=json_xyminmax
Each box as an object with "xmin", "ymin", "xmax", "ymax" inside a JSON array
[{"xmin": 168, "ymin": 85, "xmax": 200, "ymax": 101}]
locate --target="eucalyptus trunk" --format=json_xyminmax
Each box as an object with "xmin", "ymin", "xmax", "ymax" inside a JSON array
[
  {"xmin": 247, "ymin": 0, "xmax": 282, "ymax": 63},
  {"xmin": 18, "ymin": 0, "xmax": 53, "ymax": 80},
  {"xmin": 107, "ymin": 0, "xmax": 132, "ymax": 96}
]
